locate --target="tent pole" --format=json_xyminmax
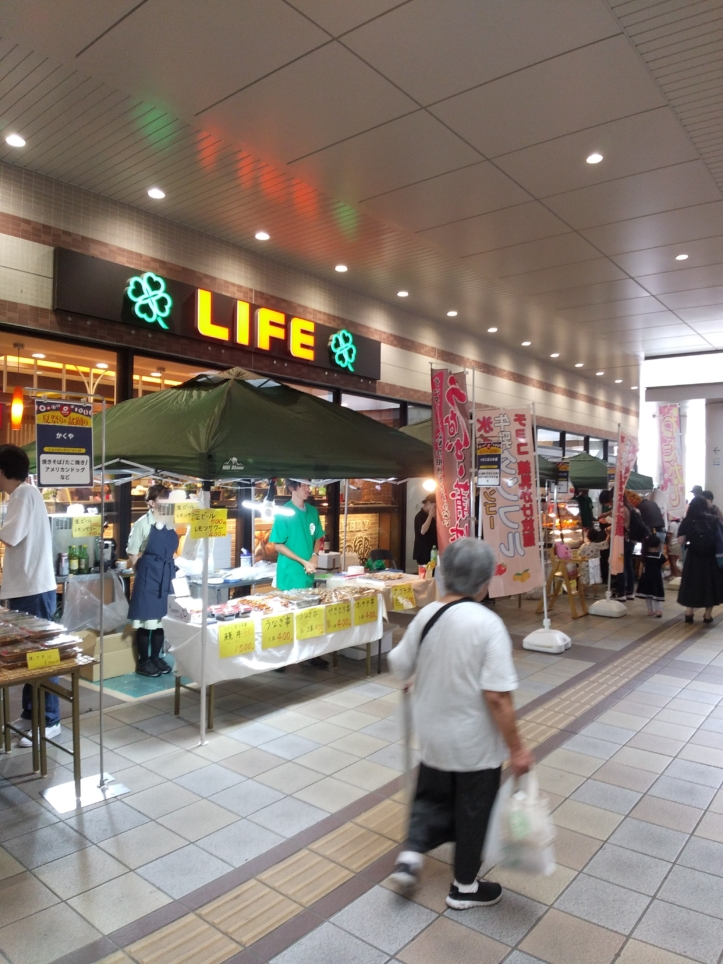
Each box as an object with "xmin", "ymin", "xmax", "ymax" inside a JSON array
[
  {"xmin": 471, "ymin": 368, "xmax": 477, "ymax": 539},
  {"xmin": 199, "ymin": 481, "xmax": 211, "ymax": 746},
  {"xmin": 342, "ymin": 479, "xmax": 349, "ymax": 569},
  {"xmin": 532, "ymin": 403, "xmax": 550, "ymax": 627},
  {"xmin": 607, "ymin": 422, "xmax": 622, "ymax": 599},
  {"xmin": 98, "ymin": 398, "xmax": 108, "ymax": 788}
]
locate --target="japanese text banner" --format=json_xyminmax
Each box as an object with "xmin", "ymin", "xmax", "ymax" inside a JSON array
[
  {"xmin": 477, "ymin": 408, "xmax": 542, "ymax": 598},
  {"xmin": 431, "ymin": 369, "xmax": 472, "ymax": 552},
  {"xmin": 658, "ymin": 404, "xmax": 685, "ymax": 519},
  {"xmin": 611, "ymin": 431, "xmax": 639, "ymax": 575}
]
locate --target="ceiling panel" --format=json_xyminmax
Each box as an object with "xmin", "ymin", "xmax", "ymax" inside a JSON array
[
  {"xmin": 580, "ymin": 200, "xmax": 723, "ymax": 255},
  {"xmin": 677, "ymin": 305, "xmax": 723, "ymax": 324},
  {"xmin": 545, "ymin": 160, "xmax": 720, "ymax": 229},
  {"xmin": 502, "ymin": 258, "xmax": 627, "ymax": 296},
  {"xmin": 611, "ymin": 235, "xmax": 723, "ymax": 276},
  {"xmin": 659, "ymin": 286, "xmax": 723, "ymax": 309},
  {"xmin": 637, "ymin": 263, "xmax": 723, "ymax": 295},
  {"xmin": 358, "ymin": 162, "xmax": 531, "ymax": 231},
  {"xmin": 464, "ymin": 233, "xmax": 602, "ymax": 278},
  {"xmin": 342, "ymin": 0, "xmax": 620, "ymax": 105},
  {"xmin": 420, "ymin": 203, "xmax": 569, "ymax": 257},
  {"xmin": 0, "ymin": 0, "xmax": 141, "ymax": 58},
  {"xmin": 200, "ymin": 43, "xmax": 417, "ymax": 166},
  {"xmin": 632, "ymin": 334, "xmax": 713, "ymax": 351},
  {"xmin": 287, "ymin": 0, "xmax": 406, "ymax": 36},
  {"xmin": 556, "ymin": 296, "xmax": 671, "ymax": 323},
  {"xmin": 494, "ymin": 107, "xmax": 698, "ymax": 198},
  {"xmin": 689, "ymin": 318, "xmax": 723, "ymax": 334},
  {"xmin": 430, "ymin": 36, "xmax": 664, "ymax": 157},
  {"xmin": 289, "ymin": 111, "xmax": 480, "ymax": 204},
  {"xmin": 577, "ymin": 310, "xmax": 683, "ymax": 331},
  {"xmin": 531, "ymin": 278, "xmax": 651, "ymax": 310}
]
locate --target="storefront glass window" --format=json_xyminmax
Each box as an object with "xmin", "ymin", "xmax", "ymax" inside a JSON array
[
  {"xmin": 133, "ymin": 356, "xmax": 205, "ymax": 397},
  {"xmin": 537, "ymin": 428, "xmax": 562, "ymax": 459},
  {"xmin": 565, "ymin": 433, "xmax": 585, "ymax": 456},
  {"xmin": 340, "ymin": 394, "xmax": 402, "ymax": 429},
  {"xmin": 407, "ymin": 403, "xmax": 431, "ymax": 426},
  {"xmin": 589, "ymin": 438, "xmax": 605, "ymax": 459}
]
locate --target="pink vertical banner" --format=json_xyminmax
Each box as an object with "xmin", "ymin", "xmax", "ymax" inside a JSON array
[
  {"xmin": 658, "ymin": 404, "xmax": 685, "ymax": 518},
  {"xmin": 431, "ymin": 369, "xmax": 472, "ymax": 553},
  {"xmin": 477, "ymin": 408, "xmax": 543, "ymax": 598},
  {"xmin": 611, "ymin": 431, "xmax": 639, "ymax": 575}
]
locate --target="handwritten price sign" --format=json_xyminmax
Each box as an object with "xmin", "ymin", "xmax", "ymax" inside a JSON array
[
  {"xmin": 190, "ymin": 509, "xmax": 228, "ymax": 539},
  {"xmin": 27, "ymin": 648, "xmax": 61, "ymax": 670},
  {"xmin": 354, "ymin": 595, "xmax": 379, "ymax": 626},
  {"xmin": 218, "ymin": 620, "xmax": 255, "ymax": 658},
  {"xmin": 261, "ymin": 613, "xmax": 295, "ymax": 650},
  {"xmin": 72, "ymin": 516, "xmax": 102, "ymax": 537},
  {"xmin": 391, "ymin": 584, "xmax": 416, "ymax": 611},
  {"xmin": 326, "ymin": 601, "xmax": 352, "ymax": 633},
  {"xmin": 173, "ymin": 502, "xmax": 198, "ymax": 524},
  {"xmin": 295, "ymin": 606, "xmax": 326, "ymax": 640}
]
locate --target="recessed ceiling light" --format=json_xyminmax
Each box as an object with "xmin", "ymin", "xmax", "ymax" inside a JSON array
[
  {"xmin": 446, "ymin": 310, "xmax": 458, "ymax": 317},
  {"xmin": 5, "ymin": 133, "xmax": 25, "ymax": 148},
  {"xmin": 575, "ymin": 363, "xmax": 584, "ymax": 368},
  {"xmin": 521, "ymin": 341, "xmax": 531, "ymax": 347},
  {"xmin": 615, "ymin": 379, "xmax": 623, "ymax": 383},
  {"xmin": 150, "ymin": 371, "xmax": 162, "ymax": 377},
  {"xmin": 675, "ymin": 253, "xmax": 688, "ymax": 261},
  {"xmin": 96, "ymin": 362, "xmax": 109, "ymax": 370},
  {"xmin": 147, "ymin": 187, "xmax": 165, "ymax": 199},
  {"xmin": 631, "ymin": 385, "xmax": 639, "ymax": 390},
  {"xmin": 596, "ymin": 371, "xmax": 604, "ymax": 376},
  {"xmin": 550, "ymin": 353, "xmax": 560, "ymax": 358},
  {"xmin": 31, "ymin": 353, "xmax": 45, "ymax": 359},
  {"xmin": 586, "ymin": 152, "xmax": 603, "ymax": 164},
  {"xmin": 487, "ymin": 327, "xmax": 498, "ymax": 333},
  {"xmin": 335, "ymin": 264, "xmax": 347, "ymax": 273},
  {"xmin": 255, "ymin": 230, "xmax": 270, "ymax": 241},
  {"xmin": 397, "ymin": 290, "xmax": 409, "ymax": 298}
]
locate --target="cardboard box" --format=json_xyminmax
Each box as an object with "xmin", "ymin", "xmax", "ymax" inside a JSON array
[{"xmin": 78, "ymin": 627, "xmax": 136, "ymax": 681}]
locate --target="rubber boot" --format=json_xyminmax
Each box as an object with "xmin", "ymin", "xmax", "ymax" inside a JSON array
[
  {"xmin": 136, "ymin": 629, "xmax": 161, "ymax": 676},
  {"xmin": 150, "ymin": 629, "xmax": 172, "ymax": 675}
]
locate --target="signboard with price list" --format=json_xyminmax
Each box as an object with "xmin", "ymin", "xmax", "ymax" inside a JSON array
[
  {"xmin": 354, "ymin": 595, "xmax": 379, "ymax": 626},
  {"xmin": 218, "ymin": 621, "xmax": 256, "ymax": 658},
  {"xmin": 261, "ymin": 613, "xmax": 295, "ymax": 650},
  {"xmin": 35, "ymin": 400, "xmax": 93, "ymax": 487}
]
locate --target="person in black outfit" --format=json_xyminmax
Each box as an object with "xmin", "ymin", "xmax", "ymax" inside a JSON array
[
  {"xmin": 413, "ymin": 494, "xmax": 437, "ymax": 566},
  {"xmin": 597, "ymin": 490, "xmax": 613, "ymax": 585},
  {"xmin": 677, "ymin": 496, "xmax": 723, "ymax": 623},
  {"xmin": 572, "ymin": 487, "xmax": 594, "ymax": 530},
  {"xmin": 638, "ymin": 493, "xmax": 666, "ymax": 534},
  {"xmin": 636, "ymin": 534, "xmax": 665, "ymax": 617}
]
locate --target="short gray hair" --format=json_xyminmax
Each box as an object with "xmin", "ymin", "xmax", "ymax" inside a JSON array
[{"xmin": 440, "ymin": 538, "xmax": 496, "ymax": 596}]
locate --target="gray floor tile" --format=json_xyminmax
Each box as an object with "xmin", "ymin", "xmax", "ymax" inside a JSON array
[
  {"xmin": 249, "ymin": 796, "xmax": 328, "ymax": 837},
  {"xmin": 270, "ymin": 921, "xmax": 387, "ymax": 964},
  {"xmin": 208, "ymin": 778, "xmax": 284, "ymax": 816},
  {"xmin": 133, "ymin": 714, "xmax": 189, "ymax": 736},
  {"xmin": 554, "ymin": 873, "xmax": 650, "ymax": 934},
  {"xmin": 352, "ymin": 683, "xmax": 395, "ymax": 699},
  {"xmin": 648, "ymin": 776, "xmax": 717, "ymax": 809},
  {"xmin": 583, "ymin": 843, "xmax": 671, "ymax": 896},
  {"xmin": 445, "ymin": 889, "xmax": 545, "ymax": 944},
  {"xmin": 64, "ymin": 800, "xmax": 149, "ymax": 843},
  {"xmin": 658, "ymin": 865, "xmax": 723, "ymax": 920},
  {"xmin": 331, "ymin": 884, "xmax": 437, "ymax": 954},
  {"xmin": 0, "ymin": 784, "xmax": 33, "ymax": 811},
  {"xmin": 263, "ymin": 734, "xmax": 322, "ymax": 760},
  {"xmin": 197, "ymin": 817, "xmax": 285, "ymax": 866},
  {"xmin": 359, "ymin": 719, "xmax": 401, "ymax": 742},
  {"xmin": 0, "ymin": 902, "xmax": 101, "ymax": 964},
  {"xmin": 3, "ymin": 822, "xmax": 91, "ymax": 870},
  {"xmin": 679, "ymin": 688, "xmax": 720, "ymax": 705},
  {"xmin": 633, "ymin": 899, "xmax": 723, "ymax": 964},
  {"xmin": 0, "ymin": 802, "xmax": 58, "ymax": 843},
  {"xmin": 609, "ymin": 817, "xmax": 688, "ymax": 861},
  {"xmin": 561, "ymin": 735, "xmax": 620, "ymax": 760},
  {"xmin": 579, "ymin": 722, "xmax": 637, "ymax": 745},
  {"xmin": 225, "ymin": 721, "xmax": 287, "ymax": 745},
  {"xmin": 637, "ymin": 681, "xmax": 682, "ymax": 697},
  {"xmin": 571, "ymin": 779, "xmax": 641, "ymax": 815},
  {"xmin": 503, "ymin": 954, "xmax": 547, "ymax": 964},
  {"xmin": 664, "ymin": 758, "xmax": 723, "ymax": 788},
  {"xmin": 700, "ymin": 716, "xmax": 723, "ymax": 734},
  {"xmin": 174, "ymin": 763, "xmax": 245, "ymax": 797},
  {"xmin": 678, "ymin": 836, "xmax": 723, "ymax": 877},
  {"xmin": 365, "ymin": 743, "xmax": 411, "ymax": 771},
  {"xmin": 136, "ymin": 843, "xmax": 232, "ymax": 898}
]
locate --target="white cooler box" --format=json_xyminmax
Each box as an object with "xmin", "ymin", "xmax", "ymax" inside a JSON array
[{"xmin": 340, "ymin": 628, "xmax": 393, "ymax": 661}]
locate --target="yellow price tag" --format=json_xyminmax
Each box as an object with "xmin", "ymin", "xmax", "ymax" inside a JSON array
[
  {"xmin": 391, "ymin": 584, "xmax": 416, "ymax": 612},
  {"xmin": 27, "ymin": 648, "xmax": 61, "ymax": 670},
  {"xmin": 326, "ymin": 601, "xmax": 352, "ymax": 633},
  {"xmin": 295, "ymin": 606, "xmax": 325, "ymax": 641},
  {"xmin": 72, "ymin": 516, "xmax": 102, "ymax": 537},
  {"xmin": 173, "ymin": 502, "xmax": 198, "ymax": 524},
  {"xmin": 261, "ymin": 613, "xmax": 295, "ymax": 650},
  {"xmin": 354, "ymin": 595, "xmax": 379, "ymax": 626},
  {"xmin": 190, "ymin": 508, "xmax": 228, "ymax": 539},
  {"xmin": 218, "ymin": 620, "xmax": 255, "ymax": 658}
]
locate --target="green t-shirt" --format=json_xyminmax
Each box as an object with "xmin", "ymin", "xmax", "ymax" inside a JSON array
[{"xmin": 270, "ymin": 500, "xmax": 324, "ymax": 590}]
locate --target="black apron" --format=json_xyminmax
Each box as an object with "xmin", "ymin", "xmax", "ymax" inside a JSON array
[{"xmin": 127, "ymin": 523, "xmax": 179, "ymax": 622}]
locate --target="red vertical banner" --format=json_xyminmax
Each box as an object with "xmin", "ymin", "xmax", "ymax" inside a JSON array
[
  {"xmin": 610, "ymin": 431, "xmax": 639, "ymax": 575},
  {"xmin": 658, "ymin": 404, "xmax": 685, "ymax": 518},
  {"xmin": 477, "ymin": 408, "xmax": 543, "ymax": 597},
  {"xmin": 431, "ymin": 369, "xmax": 472, "ymax": 552}
]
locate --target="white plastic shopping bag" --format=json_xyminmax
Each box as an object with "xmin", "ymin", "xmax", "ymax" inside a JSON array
[{"xmin": 484, "ymin": 770, "xmax": 556, "ymax": 876}]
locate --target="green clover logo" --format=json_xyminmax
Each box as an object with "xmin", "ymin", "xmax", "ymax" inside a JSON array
[
  {"xmin": 329, "ymin": 329, "xmax": 357, "ymax": 372},
  {"xmin": 126, "ymin": 272, "xmax": 173, "ymax": 329}
]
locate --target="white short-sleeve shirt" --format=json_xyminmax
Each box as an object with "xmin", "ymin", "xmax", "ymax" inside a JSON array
[
  {"xmin": 0, "ymin": 483, "xmax": 56, "ymax": 600},
  {"xmin": 388, "ymin": 600, "xmax": 518, "ymax": 772}
]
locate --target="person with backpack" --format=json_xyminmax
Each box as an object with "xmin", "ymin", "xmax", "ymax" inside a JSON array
[
  {"xmin": 677, "ymin": 495, "xmax": 723, "ymax": 623},
  {"xmin": 636, "ymin": 534, "xmax": 665, "ymax": 617},
  {"xmin": 387, "ymin": 537, "xmax": 533, "ymax": 909}
]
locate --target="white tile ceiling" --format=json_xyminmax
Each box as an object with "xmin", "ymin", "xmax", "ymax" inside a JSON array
[{"xmin": 0, "ymin": 0, "xmax": 721, "ymax": 390}]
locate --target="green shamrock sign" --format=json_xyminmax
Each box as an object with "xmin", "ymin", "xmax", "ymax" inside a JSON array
[
  {"xmin": 329, "ymin": 329, "xmax": 357, "ymax": 372},
  {"xmin": 126, "ymin": 272, "xmax": 173, "ymax": 329}
]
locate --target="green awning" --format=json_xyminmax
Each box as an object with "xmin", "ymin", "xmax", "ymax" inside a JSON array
[{"xmin": 564, "ymin": 452, "xmax": 653, "ymax": 492}]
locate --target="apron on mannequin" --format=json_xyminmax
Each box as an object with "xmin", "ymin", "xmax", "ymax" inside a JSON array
[{"xmin": 128, "ymin": 524, "xmax": 179, "ymax": 622}]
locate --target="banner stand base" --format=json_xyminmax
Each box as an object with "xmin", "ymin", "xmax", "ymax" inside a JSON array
[
  {"xmin": 590, "ymin": 592, "xmax": 627, "ymax": 618},
  {"xmin": 523, "ymin": 620, "xmax": 571, "ymax": 654}
]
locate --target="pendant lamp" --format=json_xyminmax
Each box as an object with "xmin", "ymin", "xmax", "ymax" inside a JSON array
[{"xmin": 10, "ymin": 385, "xmax": 23, "ymax": 430}]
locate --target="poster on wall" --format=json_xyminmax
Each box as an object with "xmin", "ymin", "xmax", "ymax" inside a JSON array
[
  {"xmin": 35, "ymin": 401, "xmax": 93, "ymax": 487},
  {"xmin": 610, "ymin": 430, "xmax": 639, "ymax": 575},
  {"xmin": 477, "ymin": 408, "xmax": 543, "ymax": 598},
  {"xmin": 658, "ymin": 404, "xmax": 685, "ymax": 520},
  {"xmin": 431, "ymin": 369, "xmax": 472, "ymax": 552}
]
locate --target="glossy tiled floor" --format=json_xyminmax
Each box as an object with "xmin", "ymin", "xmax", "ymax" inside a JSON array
[{"xmin": 2, "ymin": 589, "xmax": 723, "ymax": 964}]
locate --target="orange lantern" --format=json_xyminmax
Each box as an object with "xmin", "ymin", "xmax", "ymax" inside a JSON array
[{"xmin": 10, "ymin": 386, "xmax": 24, "ymax": 430}]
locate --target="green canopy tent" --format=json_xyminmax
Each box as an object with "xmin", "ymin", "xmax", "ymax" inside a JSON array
[
  {"xmin": 565, "ymin": 452, "xmax": 653, "ymax": 492},
  {"xmin": 400, "ymin": 418, "xmax": 559, "ymax": 483}
]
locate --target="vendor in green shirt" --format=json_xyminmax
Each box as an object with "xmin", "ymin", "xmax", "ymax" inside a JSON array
[{"xmin": 270, "ymin": 479, "xmax": 325, "ymax": 590}]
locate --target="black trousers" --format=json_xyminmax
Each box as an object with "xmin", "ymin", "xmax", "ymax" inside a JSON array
[{"xmin": 406, "ymin": 762, "xmax": 501, "ymax": 885}]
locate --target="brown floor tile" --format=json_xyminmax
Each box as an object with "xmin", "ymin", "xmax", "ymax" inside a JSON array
[
  {"xmin": 520, "ymin": 908, "xmax": 624, "ymax": 964},
  {"xmin": 617, "ymin": 939, "xmax": 701, "ymax": 963},
  {"xmin": 627, "ymin": 733, "xmax": 686, "ymax": 757},
  {"xmin": 592, "ymin": 761, "xmax": 658, "ymax": 792},
  {"xmin": 309, "ymin": 822, "xmax": 395, "ymax": 871},
  {"xmin": 258, "ymin": 849, "xmax": 351, "ymax": 906},
  {"xmin": 694, "ymin": 811, "xmax": 723, "ymax": 843},
  {"xmin": 553, "ymin": 800, "xmax": 623, "ymax": 840},
  {"xmin": 353, "ymin": 798, "xmax": 408, "ymax": 841},
  {"xmin": 396, "ymin": 916, "xmax": 508, "ymax": 964},
  {"xmin": 488, "ymin": 863, "xmax": 576, "ymax": 904},
  {"xmin": 382, "ymin": 856, "xmax": 451, "ymax": 912},
  {"xmin": 630, "ymin": 796, "xmax": 703, "ymax": 833},
  {"xmin": 199, "ymin": 880, "xmax": 301, "ymax": 946},
  {"xmin": 553, "ymin": 827, "xmax": 603, "ymax": 871},
  {"xmin": 126, "ymin": 913, "xmax": 239, "ymax": 964},
  {"xmin": 535, "ymin": 765, "xmax": 586, "ymax": 797}
]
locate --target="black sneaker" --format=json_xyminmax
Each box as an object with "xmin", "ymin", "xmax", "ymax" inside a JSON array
[
  {"xmin": 152, "ymin": 656, "xmax": 173, "ymax": 675},
  {"xmin": 446, "ymin": 880, "xmax": 502, "ymax": 910},
  {"xmin": 136, "ymin": 659, "xmax": 162, "ymax": 677},
  {"xmin": 389, "ymin": 861, "xmax": 419, "ymax": 894}
]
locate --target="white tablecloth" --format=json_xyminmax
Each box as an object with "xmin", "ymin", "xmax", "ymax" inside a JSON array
[{"xmin": 164, "ymin": 603, "xmax": 384, "ymax": 685}]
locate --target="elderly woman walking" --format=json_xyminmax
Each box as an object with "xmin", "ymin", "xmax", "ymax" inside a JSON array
[{"xmin": 388, "ymin": 538, "xmax": 533, "ymax": 909}]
